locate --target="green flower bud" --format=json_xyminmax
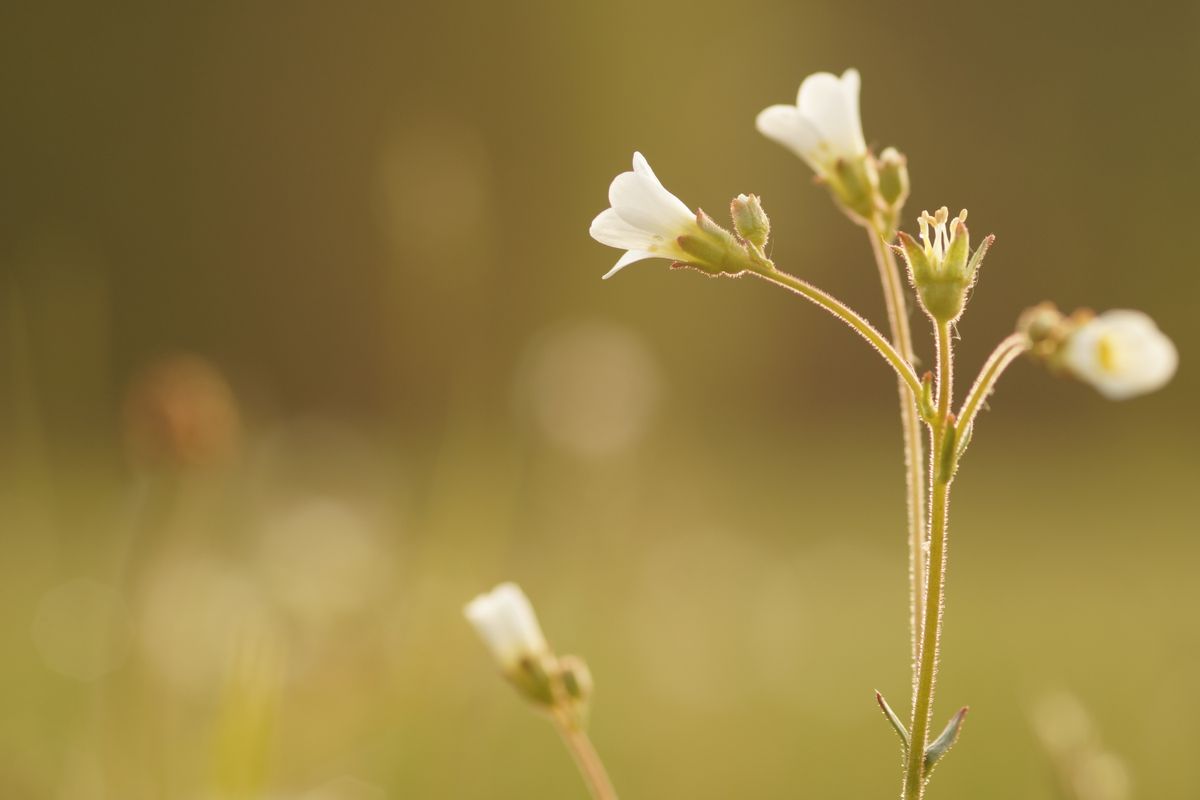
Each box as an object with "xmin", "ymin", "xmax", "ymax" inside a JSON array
[
  {"xmin": 730, "ymin": 193, "xmax": 770, "ymax": 249},
  {"xmin": 1017, "ymin": 302, "xmax": 1070, "ymax": 359},
  {"xmin": 876, "ymin": 147, "xmax": 910, "ymax": 211}
]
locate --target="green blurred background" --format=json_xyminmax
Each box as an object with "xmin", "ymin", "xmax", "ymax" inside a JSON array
[{"xmin": 1, "ymin": 1, "xmax": 1197, "ymax": 797}]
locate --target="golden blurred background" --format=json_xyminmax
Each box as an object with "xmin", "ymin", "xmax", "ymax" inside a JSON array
[{"xmin": 1, "ymin": 1, "xmax": 1197, "ymax": 798}]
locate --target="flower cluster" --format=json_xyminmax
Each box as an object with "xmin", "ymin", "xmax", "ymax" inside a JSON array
[{"xmin": 476, "ymin": 65, "xmax": 1182, "ymax": 800}]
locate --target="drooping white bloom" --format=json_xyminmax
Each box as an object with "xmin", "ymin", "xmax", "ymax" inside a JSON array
[
  {"xmin": 756, "ymin": 68, "xmax": 867, "ymax": 177},
  {"xmin": 464, "ymin": 582, "xmax": 549, "ymax": 670},
  {"xmin": 1062, "ymin": 310, "xmax": 1177, "ymax": 400},
  {"xmin": 589, "ymin": 152, "xmax": 700, "ymax": 279}
]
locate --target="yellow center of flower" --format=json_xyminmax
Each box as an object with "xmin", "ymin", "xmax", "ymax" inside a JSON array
[{"xmin": 1096, "ymin": 334, "xmax": 1121, "ymax": 374}]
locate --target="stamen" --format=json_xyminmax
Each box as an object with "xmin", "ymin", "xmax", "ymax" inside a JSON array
[
  {"xmin": 950, "ymin": 209, "xmax": 968, "ymax": 241},
  {"xmin": 918, "ymin": 211, "xmax": 933, "ymax": 255}
]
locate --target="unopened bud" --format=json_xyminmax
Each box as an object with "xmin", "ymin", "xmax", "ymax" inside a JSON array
[
  {"xmin": 1017, "ymin": 302, "xmax": 1070, "ymax": 359},
  {"xmin": 730, "ymin": 193, "xmax": 770, "ymax": 249},
  {"xmin": 557, "ymin": 654, "xmax": 593, "ymax": 706},
  {"xmin": 465, "ymin": 583, "xmax": 556, "ymax": 705},
  {"xmin": 876, "ymin": 147, "xmax": 909, "ymax": 210}
]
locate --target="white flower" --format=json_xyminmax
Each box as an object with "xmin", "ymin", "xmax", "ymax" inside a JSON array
[
  {"xmin": 464, "ymin": 582, "xmax": 549, "ymax": 670},
  {"xmin": 756, "ymin": 68, "xmax": 867, "ymax": 176},
  {"xmin": 1062, "ymin": 310, "xmax": 1177, "ymax": 400},
  {"xmin": 589, "ymin": 152, "xmax": 701, "ymax": 279}
]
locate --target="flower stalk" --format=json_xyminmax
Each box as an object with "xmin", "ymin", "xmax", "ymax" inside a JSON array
[
  {"xmin": 904, "ymin": 320, "xmax": 955, "ymax": 800},
  {"xmin": 551, "ymin": 708, "xmax": 619, "ymax": 800},
  {"xmin": 869, "ymin": 221, "xmax": 928, "ymax": 682},
  {"xmin": 956, "ymin": 332, "xmax": 1032, "ymax": 458}
]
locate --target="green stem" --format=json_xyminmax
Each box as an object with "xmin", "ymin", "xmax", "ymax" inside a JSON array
[
  {"xmin": 748, "ymin": 263, "xmax": 922, "ymax": 401},
  {"xmin": 904, "ymin": 320, "xmax": 954, "ymax": 800},
  {"xmin": 551, "ymin": 709, "xmax": 619, "ymax": 800},
  {"xmin": 955, "ymin": 332, "xmax": 1030, "ymax": 458},
  {"xmin": 868, "ymin": 224, "xmax": 928, "ymax": 683}
]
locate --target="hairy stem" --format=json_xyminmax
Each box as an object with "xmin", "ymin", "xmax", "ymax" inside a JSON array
[
  {"xmin": 868, "ymin": 224, "xmax": 928, "ymax": 682},
  {"xmin": 903, "ymin": 320, "xmax": 954, "ymax": 800},
  {"xmin": 748, "ymin": 263, "xmax": 922, "ymax": 400},
  {"xmin": 956, "ymin": 332, "xmax": 1031, "ymax": 457},
  {"xmin": 551, "ymin": 710, "xmax": 619, "ymax": 800}
]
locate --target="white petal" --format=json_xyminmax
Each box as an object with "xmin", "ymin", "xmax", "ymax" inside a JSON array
[
  {"xmin": 756, "ymin": 104, "xmax": 824, "ymax": 172},
  {"xmin": 464, "ymin": 582, "xmax": 547, "ymax": 668},
  {"xmin": 797, "ymin": 69, "xmax": 866, "ymax": 159},
  {"xmin": 608, "ymin": 169, "xmax": 694, "ymax": 236},
  {"xmin": 631, "ymin": 151, "xmax": 657, "ymax": 180},
  {"xmin": 601, "ymin": 249, "xmax": 657, "ymax": 279},
  {"xmin": 590, "ymin": 208, "xmax": 657, "ymax": 250}
]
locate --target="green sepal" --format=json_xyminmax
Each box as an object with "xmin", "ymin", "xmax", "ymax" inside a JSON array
[
  {"xmin": 895, "ymin": 231, "xmax": 931, "ymax": 285},
  {"xmin": 827, "ymin": 156, "xmax": 877, "ymax": 222},
  {"xmin": 510, "ymin": 655, "xmax": 557, "ymax": 706},
  {"xmin": 924, "ymin": 706, "xmax": 969, "ymax": 774},
  {"xmin": 954, "ymin": 420, "xmax": 974, "ymax": 462},
  {"xmin": 676, "ymin": 210, "xmax": 753, "ymax": 276},
  {"xmin": 875, "ymin": 690, "xmax": 910, "ymax": 750},
  {"xmin": 918, "ymin": 372, "xmax": 936, "ymax": 423},
  {"xmin": 942, "ymin": 220, "xmax": 970, "ymax": 279},
  {"xmin": 964, "ymin": 233, "xmax": 994, "ymax": 283},
  {"xmin": 555, "ymin": 654, "xmax": 593, "ymax": 728}
]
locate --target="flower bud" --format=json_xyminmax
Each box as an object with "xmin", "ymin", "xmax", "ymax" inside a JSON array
[
  {"xmin": 1016, "ymin": 302, "xmax": 1070, "ymax": 358},
  {"xmin": 876, "ymin": 147, "xmax": 909, "ymax": 211},
  {"xmin": 465, "ymin": 583, "xmax": 556, "ymax": 704},
  {"xmin": 730, "ymin": 193, "xmax": 770, "ymax": 249}
]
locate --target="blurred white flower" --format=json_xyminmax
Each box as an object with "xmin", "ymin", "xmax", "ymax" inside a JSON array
[
  {"xmin": 464, "ymin": 583, "xmax": 548, "ymax": 671},
  {"xmin": 589, "ymin": 152, "xmax": 703, "ymax": 279},
  {"xmin": 756, "ymin": 68, "xmax": 866, "ymax": 177},
  {"xmin": 1062, "ymin": 310, "xmax": 1177, "ymax": 400}
]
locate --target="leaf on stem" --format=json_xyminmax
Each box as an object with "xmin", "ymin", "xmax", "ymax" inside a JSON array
[
  {"xmin": 924, "ymin": 706, "xmax": 969, "ymax": 773},
  {"xmin": 875, "ymin": 690, "xmax": 910, "ymax": 750}
]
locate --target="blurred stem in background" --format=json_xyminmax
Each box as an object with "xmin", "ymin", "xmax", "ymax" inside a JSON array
[
  {"xmin": 551, "ymin": 708, "xmax": 618, "ymax": 800},
  {"xmin": 868, "ymin": 220, "xmax": 928, "ymax": 688}
]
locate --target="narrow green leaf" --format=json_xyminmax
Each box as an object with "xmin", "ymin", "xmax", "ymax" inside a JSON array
[
  {"xmin": 924, "ymin": 706, "xmax": 969, "ymax": 773},
  {"xmin": 875, "ymin": 690, "xmax": 909, "ymax": 750}
]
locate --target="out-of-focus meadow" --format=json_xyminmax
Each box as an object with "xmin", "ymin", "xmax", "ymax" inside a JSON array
[{"xmin": 1, "ymin": 1, "xmax": 1198, "ymax": 798}]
